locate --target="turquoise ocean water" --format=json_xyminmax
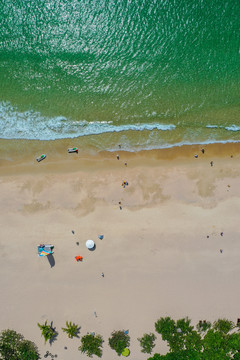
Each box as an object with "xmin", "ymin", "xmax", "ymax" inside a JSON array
[{"xmin": 0, "ymin": 0, "xmax": 239, "ymax": 151}]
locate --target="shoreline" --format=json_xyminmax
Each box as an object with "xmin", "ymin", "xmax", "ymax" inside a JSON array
[
  {"xmin": 0, "ymin": 138, "xmax": 240, "ymax": 166},
  {"xmin": 1, "ymin": 141, "xmax": 240, "ymax": 359}
]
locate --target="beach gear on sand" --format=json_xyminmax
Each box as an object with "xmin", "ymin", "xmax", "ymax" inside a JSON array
[
  {"xmin": 38, "ymin": 244, "xmax": 54, "ymax": 256},
  {"xmin": 86, "ymin": 240, "xmax": 95, "ymax": 249},
  {"xmin": 68, "ymin": 147, "xmax": 78, "ymax": 153},
  {"xmin": 122, "ymin": 348, "xmax": 130, "ymax": 357},
  {"xmin": 98, "ymin": 235, "xmax": 104, "ymax": 240},
  {"xmin": 36, "ymin": 154, "xmax": 46, "ymax": 162},
  {"xmin": 75, "ymin": 255, "xmax": 83, "ymax": 261}
]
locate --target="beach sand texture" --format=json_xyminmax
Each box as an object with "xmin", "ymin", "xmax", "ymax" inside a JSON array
[{"xmin": 0, "ymin": 142, "xmax": 240, "ymax": 359}]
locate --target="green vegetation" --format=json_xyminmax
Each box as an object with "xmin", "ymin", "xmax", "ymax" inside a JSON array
[
  {"xmin": 150, "ymin": 316, "xmax": 240, "ymax": 360},
  {"xmin": 196, "ymin": 320, "xmax": 211, "ymax": 332},
  {"xmin": 62, "ymin": 321, "xmax": 79, "ymax": 338},
  {"xmin": 0, "ymin": 329, "xmax": 39, "ymax": 360},
  {"xmin": 78, "ymin": 333, "xmax": 103, "ymax": 358},
  {"xmin": 4, "ymin": 316, "xmax": 240, "ymax": 358},
  {"xmin": 138, "ymin": 333, "xmax": 156, "ymax": 354},
  {"xmin": 108, "ymin": 330, "xmax": 130, "ymax": 356},
  {"xmin": 213, "ymin": 318, "xmax": 234, "ymax": 334},
  {"xmin": 37, "ymin": 321, "xmax": 56, "ymax": 344}
]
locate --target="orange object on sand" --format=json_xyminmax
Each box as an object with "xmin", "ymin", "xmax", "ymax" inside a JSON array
[{"xmin": 75, "ymin": 256, "xmax": 83, "ymax": 261}]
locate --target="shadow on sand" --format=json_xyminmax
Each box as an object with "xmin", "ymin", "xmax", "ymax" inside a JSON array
[
  {"xmin": 47, "ymin": 254, "xmax": 55, "ymax": 268},
  {"xmin": 88, "ymin": 244, "xmax": 96, "ymax": 251},
  {"xmin": 49, "ymin": 324, "xmax": 58, "ymax": 345}
]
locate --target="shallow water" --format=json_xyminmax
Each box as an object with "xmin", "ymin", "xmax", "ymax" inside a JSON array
[{"xmin": 0, "ymin": 0, "xmax": 239, "ymax": 150}]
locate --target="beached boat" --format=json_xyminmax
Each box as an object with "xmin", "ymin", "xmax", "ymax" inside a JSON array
[
  {"xmin": 68, "ymin": 147, "xmax": 78, "ymax": 153},
  {"xmin": 36, "ymin": 154, "xmax": 46, "ymax": 162}
]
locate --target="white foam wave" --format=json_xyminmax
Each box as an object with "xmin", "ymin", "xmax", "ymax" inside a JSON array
[
  {"xmin": 206, "ymin": 124, "xmax": 240, "ymax": 132},
  {"xmin": 225, "ymin": 125, "xmax": 240, "ymax": 132},
  {"xmin": 206, "ymin": 124, "xmax": 218, "ymax": 129},
  {"xmin": 0, "ymin": 102, "xmax": 176, "ymax": 140},
  {"xmin": 106, "ymin": 139, "xmax": 240, "ymax": 153}
]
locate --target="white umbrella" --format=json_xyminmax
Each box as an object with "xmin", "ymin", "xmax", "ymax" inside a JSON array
[{"xmin": 86, "ymin": 240, "xmax": 95, "ymax": 249}]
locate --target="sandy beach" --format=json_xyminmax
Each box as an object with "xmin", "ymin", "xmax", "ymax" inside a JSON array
[{"xmin": 0, "ymin": 141, "xmax": 240, "ymax": 359}]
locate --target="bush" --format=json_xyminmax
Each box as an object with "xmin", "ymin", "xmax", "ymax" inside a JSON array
[
  {"xmin": 78, "ymin": 333, "xmax": 103, "ymax": 358},
  {"xmin": 0, "ymin": 329, "xmax": 39, "ymax": 360},
  {"xmin": 108, "ymin": 330, "xmax": 130, "ymax": 356},
  {"xmin": 138, "ymin": 333, "xmax": 156, "ymax": 354}
]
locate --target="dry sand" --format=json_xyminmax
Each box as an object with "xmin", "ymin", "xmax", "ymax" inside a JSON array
[{"xmin": 0, "ymin": 141, "xmax": 240, "ymax": 359}]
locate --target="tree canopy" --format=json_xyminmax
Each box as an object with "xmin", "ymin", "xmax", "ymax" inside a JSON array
[
  {"xmin": 0, "ymin": 329, "xmax": 39, "ymax": 360},
  {"xmin": 78, "ymin": 333, "xmax": 104, "ymax": 358},
  {"xmin": 151, "ymin": 317, "xmax": 240, "ymax": 360},
  {"xmin": 138, "ymin": 333, "xmax": 156, "ymax": 354},
  {"xmin": 108, "ymin": 330, "xmax": 130, "ymax": 356}
]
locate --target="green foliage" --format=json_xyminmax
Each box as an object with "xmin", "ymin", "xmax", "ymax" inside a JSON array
[
  {"xmin": 148, "ymin": 354, "xmax": 164, "ymax": 360},
  {"xmin": 196, "ymin": 320, "xmax": 211, "ymax": 332},
  {"xmin": 155, "ymin": 317, "xmax": 176, "ymax": 340},
  {"xmin": 155, "ymin": 317, "xmax": 197, "ymax": 353},
  {"xmin": 202, "ymin": 329, "xmax": 229, "ymax": 358},
  {"xmin": 78, "ymin": 333, "xmax": 103, "ymax": 358},
  {"xmin": 185, "ymin": 330, "xmax": 202, "ymax": 352},
  {"xmin": 62, "ymin": 321, "xmax": 79, "ymax": 338},
  {"xmin": 228, "ymin": 332, "xmax": 240, "ymax": 352},
  {"xmin": 152, "ymin": 317, "xmax": 240, "ymax": 360},
  {"xmin": 37, "ymin": 321, "xmax": 56, "ymax": 344},
  {"xmin": 108, "ymin": 330, "xmax": 130, "ymax": 356},
  {"xmin": 213, "ymin": 319, "xmax": 234, "ymax": 334},
  {"xmin": 138, "ymin": 333, "xmax": 156, "ymax": 354},
  {"xmin": 0, "ymin": 329, "xmax": 39, "ymax": 360},
  {"xmin": 176, "ymin": 318, "xmax": 194, "ymax": 334}
]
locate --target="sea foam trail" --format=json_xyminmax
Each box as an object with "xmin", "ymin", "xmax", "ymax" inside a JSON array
[
  {"xmin": 206, "ymin": 124, "xmax": 240, "ymax": 132},
  {"xmin": 0, "ymin": 102, "xmax": 175, "ymax": 140}
]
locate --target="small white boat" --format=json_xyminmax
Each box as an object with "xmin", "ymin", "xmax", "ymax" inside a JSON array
[
  {"xmin": 68, "ymin": 147, "xmax": 78, "ymax": 153},
  {"xmin": 36, "ymin": 154, "xmax": 46, "ymax": 162}
]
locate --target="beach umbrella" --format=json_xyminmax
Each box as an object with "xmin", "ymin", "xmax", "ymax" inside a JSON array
[{"xmin": 86, "ymin": 240, "xmax": 95, "ymax": 249}]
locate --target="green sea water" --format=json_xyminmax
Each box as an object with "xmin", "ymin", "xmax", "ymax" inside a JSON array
[{"xmin": 0, "ymin": 0, "xmax": 239, "ymax": 150}]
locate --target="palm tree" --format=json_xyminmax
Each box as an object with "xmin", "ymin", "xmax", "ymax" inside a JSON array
[
  {"xmin": 37, "ymin": 321, "xmax": 56, "ymax": 344},
  {"xmin": 62, "ymin": 321, "xmax": 79, "ymax": 338}
]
